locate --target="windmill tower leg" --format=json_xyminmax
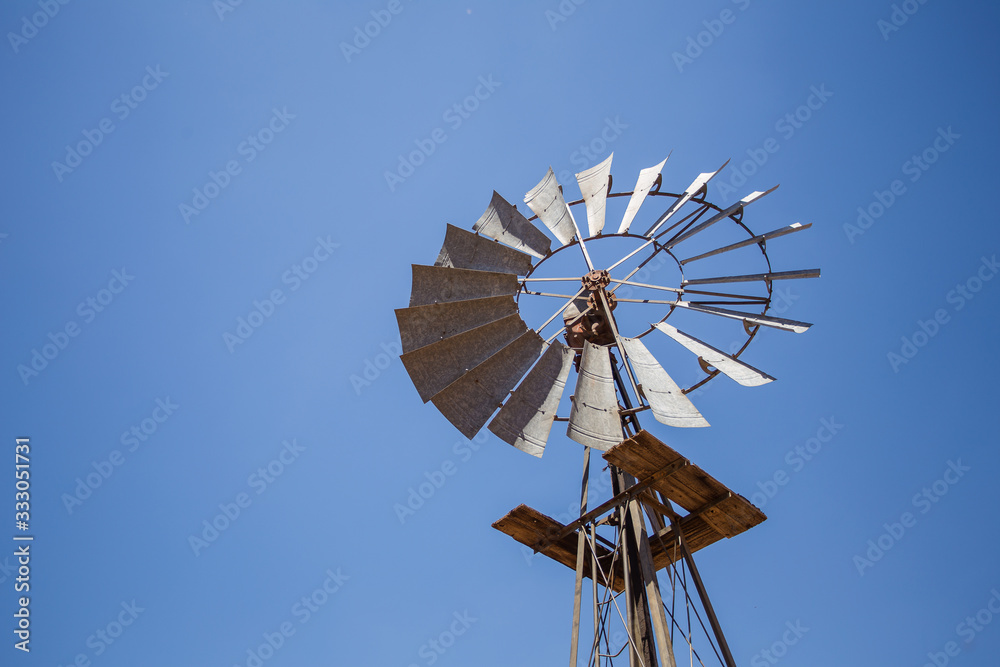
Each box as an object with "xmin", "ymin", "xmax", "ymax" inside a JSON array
[
  {"xmin": 569, "ymin": 447, "xmax": 591, "ymax": 667},
  {"xmin": 669, "ymin": 515, "xmax": 738, "ymax": 667},
  {"xmin": 614, "ymin": 470, "xmax": 677, "ymax": 667},
  {"xmin": 610, "ymin": 355, "xmax": 677, "ymax": 667},
  {"xmin": 615, "ymin": 468, "xmax": 658, "ymax": 666},
  {"xmin": 627, "ymin": 489, "xmax": 677, "ymax": 667}
]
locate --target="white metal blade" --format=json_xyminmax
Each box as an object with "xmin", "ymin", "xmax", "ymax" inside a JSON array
[
  {"xmin": 672, "ymin": 301, "xmax": 812, "ymax": 333},
  {"xmin": 524, "ymin": 168, "xmax": 577, "ymax": 246},
  {"xmin": 618, "ymin": 157, "xmax": 667, "ymax": 234},
  {"xmin": 665, "ymin": 186, "xmax": 777, "ymax": 249},
  {"xmin": 619, "ymin": 337, "xmax": 709, "ymax": 428},
  {"xmin": 575, "ymin": 153, "xmax": 613, "ymax": 237},
  {"xmin": 643, "ymin": 160, "xmax": 730, "ymax": 238},
  {"xmin": 654, "ymin": 323, "xmax": 775, "ymax": 387},
  {"xmin": 567, "ymin": 342, "xmax": 622, "ymax": 451},
  {"xmin": 680, "ymin": 223, "xmax": 812, "ymax": 265},
  {"xmin": 682, "ymin": 269, "xmax": 821, "ymax": 286}
]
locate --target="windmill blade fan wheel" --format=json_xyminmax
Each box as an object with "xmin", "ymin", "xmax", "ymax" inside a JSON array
[{"xmin": 396, "ymin": 153, "xmax": 818, "ymax": 457}]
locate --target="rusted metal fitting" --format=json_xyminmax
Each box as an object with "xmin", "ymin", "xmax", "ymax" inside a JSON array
[
  {"xmin": 587, "ymin": 290, "xmax": 616, "ymax": 313},
  {"xmin": 582, "ymin": 269, "xmax": 611, "ymax": 291}
]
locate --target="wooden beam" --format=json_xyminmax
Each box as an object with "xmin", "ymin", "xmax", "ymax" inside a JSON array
[{"xmin": 533, "ymin": 457, "xmax": 690, "ymax": 552}]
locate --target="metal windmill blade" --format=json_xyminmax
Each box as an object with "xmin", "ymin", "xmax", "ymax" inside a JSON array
[{"xmin": 575, "ymin": 153, "xmax": 614, "ymax": 237}]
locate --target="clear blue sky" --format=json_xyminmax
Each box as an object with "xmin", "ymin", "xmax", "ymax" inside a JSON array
[{"xmin": 1, "ymin": 1, "xmax": 998, "ymax": 665}]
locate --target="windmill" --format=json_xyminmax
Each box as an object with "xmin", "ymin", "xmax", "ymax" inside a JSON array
[{"xmin": 395, "ymin": 153, "xmax": 818, "ymax": 666}]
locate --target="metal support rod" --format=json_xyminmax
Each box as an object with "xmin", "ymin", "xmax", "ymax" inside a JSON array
[
  {"xmin": 523, "ymin": 289, "xmax": 584, "ymax": 299},
  {"xmin": 668, "ymin": 515, "xmax": 738, "ymax": 667},
  {"xmin": 567, "ymin": 207, "xmax": 596, "ymax": 272},
  {"xmin": 583, "ymin": 520, "xmax": 644, "ymax": 665},
  {"xmin": 534, "ymin": 286, "xmax": 587, "ymax": 335},
  {"xmin": 597, "ymin": 288, "xmax": 642, "ymax": 406},
  {"xmin": 522, "ymin": 276, "xmax": 586, "ymax": 282},
  {"xmin": 608, "ymin": 278, "xmax": 684, "ymax": 294},
  {"xmin": 609, "ymin": 351, "xmax": 642, "ymax": 435},
  {"xmin": 591, "ymin": 523, "xmax": 600, "ymax": 667},
  {"xmin": 569, "ymin": 447, "xmax": 591, "ymax": 667}
]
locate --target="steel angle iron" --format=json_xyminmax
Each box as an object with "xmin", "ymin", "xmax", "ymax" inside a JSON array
[{"xmin": 395, "ymin": 153, "xmax": 818, "ymax": 666}]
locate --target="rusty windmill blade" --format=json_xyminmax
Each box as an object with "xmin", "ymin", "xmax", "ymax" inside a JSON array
[
  {"xmin": 395, "ymin": 296, "xmax": 518, "ymax": 354},
  {"xmin": 472, "ymin": 191, "xmax": 552, "ymax": 259},
  {"xmin": 488, "ymin": 341, "xmax": 576, "ymax": 457},
  {"xmin": 430, "ymin": 330, "xmax": 547, "ymax": 439},
  {"xmin": 435, "ymin": 224, "xmax": 535, "ymax": 275},
  {"xmin": 408, "ymin": 264, "xmax": 520, "ymax": 307}
]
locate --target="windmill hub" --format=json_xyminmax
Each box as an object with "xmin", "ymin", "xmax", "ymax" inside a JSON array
[{"xmin": 581, "ymin": 269, "xmax": 611, "ymax": 291}]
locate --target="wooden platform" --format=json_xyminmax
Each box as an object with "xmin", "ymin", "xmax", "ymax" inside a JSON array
[
  {"xmin": 604, "ymin": 430, "xmax": 766, "ymax": 540},
  {"xmin": 493, "ymin": 430, "xmax": 765, "ymax": 585},
  {"xmin": 492, "ymin": 504, "xmax": 627, "ymax": 592}
]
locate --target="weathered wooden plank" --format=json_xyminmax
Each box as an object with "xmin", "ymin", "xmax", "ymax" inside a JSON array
[
  {"xmin": 604, "ymin": 430, "xmax": 766, "ymax": 537},
  {"xmin": 493, "ymin": 505, "xmax": 625, "ymax": 592}
]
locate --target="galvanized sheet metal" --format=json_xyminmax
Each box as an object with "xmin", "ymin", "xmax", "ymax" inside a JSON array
[
  {"xmin": 643, "ymin": 162, "xmax": 728, "ymax": 237},
  {"xmin": 472, "ymin": 191, "xmax": 552, "ymax": 260},
  {"xmin": 653, "ymin": 323, "xmax": 775, "ymax": 387},
  {"xmin": 409, "ymin": 264, "xmax": 518, "ymax": 307},
  {"xmin": 666, "ymin": 186, "xmax": 776, "ymax": 248},
  {"xmin": 575, "ymin": 154, "xmax": 613, "ymax": 237},
  {"xmin": 399, "ymin": 314, "xmax": 527, "ymax": 403},
  {"xmin": 682, "ymin": 268, "xmax": 820, "ymax": 286},
  {"xmin": 567, "ymin": 342, "xmax": 622, "ymax": 451},
  {"xmin": 618, "ymin": 158, "xmax": 667, "ymax": 234},
  {"xmin": 489, "ymin": 342, "xmax": 575, "ymax": 457},
  {"xmin": 620, "ymin": 337, "xmax": 709, "ymax": 428},
  {"xmin": 524, "ymin": 168, "xmax": 577, "ymax": 246},
  {"xmin": 673, "ymin": 301, "xmax": 812, "ymax": 333},
  {"xmin": 432, "ymin": 331, "xmax": 546, "ymax": 439},
  {"xmin": 680, "ymin": 222, "xmax": 812, "ymax": 265},
  {"xmin": 434, "ymin": 224, "xmax": 535, "ymax": 275},
  {"xmin": 395, "ymin": 296, "xmax": 518, "ymax": 354}
]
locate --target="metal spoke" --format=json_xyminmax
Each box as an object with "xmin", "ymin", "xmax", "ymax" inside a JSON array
[
  {"xmin": 682, "ymin": 269, "xmax": 820, "ymax": 286},
  {"xmin": 614, "ymin": 297, "xmax": 680, "ymax": 305},
  {"xmin": 682, "ymin": 288, "xmax": 768, "ymax": 302},
  {"xmin": 609, "ymin": 278, "xmax": 683, "ymax": 294},
  {"xmin": 533, "ymin": 286, "xmax": 587, "ymax": 334},
  {"xmin": 523, "ymin": 290, "xmax": 583, "ymax": 299},
  {"xmin": 522, "ymin": 277, "xmax": 587, "ymax": 282},
  {"xmin": 596, "ymin": 289, "xmax": 643, "ymax": 404},
  {"xmin": 680, "ymin": 222, "xmax": 812, "ymax": 265},
  {"xmin": 606, "ymin": 205, "xmax": 707, "ymax": 275}
]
